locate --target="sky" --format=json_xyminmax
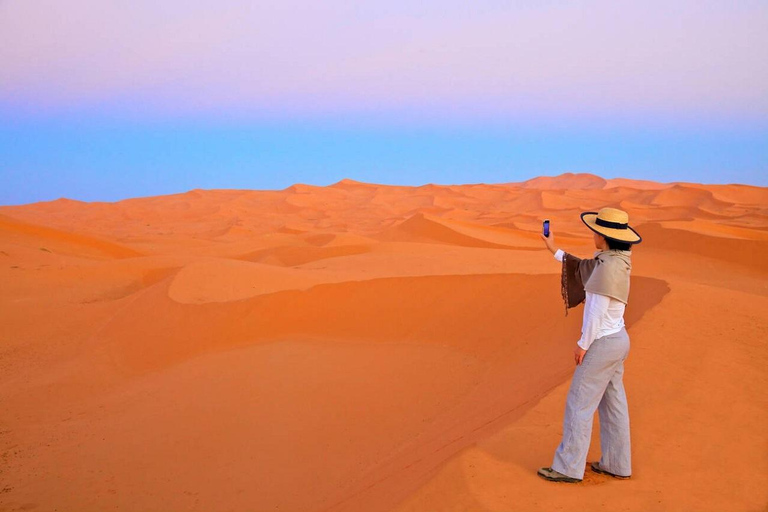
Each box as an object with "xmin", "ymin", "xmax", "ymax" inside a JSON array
[{"xmin": 1, "ymin": 0, "xmax": 767, "ymax": 205}]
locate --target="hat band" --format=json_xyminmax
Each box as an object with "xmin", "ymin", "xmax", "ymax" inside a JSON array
[{"xmin": 595, "ymin": 217, "xmax": 628, "ymax": 230}]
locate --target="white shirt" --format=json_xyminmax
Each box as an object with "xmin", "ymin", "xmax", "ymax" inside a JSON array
[{"xmin": 554, "ymin": 249, "xmax": 626, "ymax": 351}]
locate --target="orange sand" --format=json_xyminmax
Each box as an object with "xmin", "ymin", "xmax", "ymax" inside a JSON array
[{"xmin": 1, "ymin": 173, "xmax": 766, "ymax": 512}]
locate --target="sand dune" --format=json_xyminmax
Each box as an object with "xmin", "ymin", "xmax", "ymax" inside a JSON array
[
  {"xmin": 659, "ymin": 218, "xmax": 768, "ymax": 240},
  {"xmin": 167, "ymin": 259, "xmax": 336, "ymax": 303},
  {"xmin": 516, "ymin": 172, "xmax": 608, "ymax": 190},
  {"xmin": 1, "ymin": 173, "xmax": 766, "ymax": 512},
  {"xmin": 239, "ymin": 243, "xmax": 373, "ymax": 267},
  {"xmin": 376, "ymin": 213, "xmax": 539, "ymax": 250},
  {"xmin": 650, "ymin": 184, "xmax": 732, "ymax": 210},
  {"xmin": 0, "ymin": 213, "xmax": 143, "ymax": 259},
  {"xmin": 604, "ymin": 177, "xmax": 674, "ymax": 190}
]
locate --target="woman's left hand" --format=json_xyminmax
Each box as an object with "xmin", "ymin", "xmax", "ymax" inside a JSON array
[{"xmin": 574, "ymin": 345, "xmax": 587, "ymax": 365}]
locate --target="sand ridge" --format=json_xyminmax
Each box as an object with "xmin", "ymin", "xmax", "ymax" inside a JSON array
[{"xmin": 0, "ymin": 173, "xmax": 766, "ymax": 512}]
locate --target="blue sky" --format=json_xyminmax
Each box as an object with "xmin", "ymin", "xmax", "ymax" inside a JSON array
[
  {"xmin": 1, "ymin": 1, "xmax": 766, "ymax": 205},
  {"xmin": 2, "ymin": 118, "xmax": 766, "ymax": 205}
]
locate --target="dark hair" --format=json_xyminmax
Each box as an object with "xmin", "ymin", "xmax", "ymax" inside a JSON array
[{"xmin": 606, "ymin": 238, "xmax": 632, "ymax": 251}]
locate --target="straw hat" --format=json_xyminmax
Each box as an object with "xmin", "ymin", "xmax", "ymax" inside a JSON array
[{"xmin": 580, "ymin": 207, "xmax": 642, "ymax": 244}]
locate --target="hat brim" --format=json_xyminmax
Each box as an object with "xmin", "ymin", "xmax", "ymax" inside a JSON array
[{"xmin": 580, "ymin": 212, "xmax": 642, "ymax": 244}]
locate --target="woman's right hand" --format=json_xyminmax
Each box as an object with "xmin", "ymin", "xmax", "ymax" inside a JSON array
[{"xmin": 540, "ymin": 231, "xmax": 557, "ymax": 255}]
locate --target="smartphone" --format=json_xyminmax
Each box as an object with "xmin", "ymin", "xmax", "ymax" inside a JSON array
[{"xmin": 543, "ymin": 219, "xmax": 550, "ymax": 238}]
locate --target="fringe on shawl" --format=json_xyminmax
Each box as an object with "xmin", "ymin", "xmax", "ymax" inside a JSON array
[
  {"xmin": 561, "ymin": 254, "xmax": 570, "ymax": 316},
  {"xmin": 560, "ymin": 252, "xmax": 594, "ymax": 316}
]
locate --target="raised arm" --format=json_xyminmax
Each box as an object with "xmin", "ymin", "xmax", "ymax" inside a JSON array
[
  {"xmin": 540, "ymin": 231, "xmax": 559, "ymax": 255},
  {"xmin": 540, "ymin": 232, "xmax": 566, "ymax": 262}
]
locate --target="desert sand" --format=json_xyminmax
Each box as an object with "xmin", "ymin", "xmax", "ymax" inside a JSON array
[{"xmin": 0, "ymin": 173, "xmax": 766, "ymax": 512}]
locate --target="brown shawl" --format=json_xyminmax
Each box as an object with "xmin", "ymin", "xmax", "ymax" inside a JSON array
[{"xmin": 561, "ymin": 249, "xmax": 632, "ymax": 315}]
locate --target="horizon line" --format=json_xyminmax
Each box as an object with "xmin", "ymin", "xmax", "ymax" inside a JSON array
[{"xmin": 4, "ymin": 172, "xmax": 765, "ymax": 208}]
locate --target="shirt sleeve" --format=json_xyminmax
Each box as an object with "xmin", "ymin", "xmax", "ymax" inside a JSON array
[
  {"xmin": 554, "ymin": 248, "xmax": 564, "ymax": 262},
  {"xmin": 578, "ymin": 292, "xmax": 611, "ymax": 351}
]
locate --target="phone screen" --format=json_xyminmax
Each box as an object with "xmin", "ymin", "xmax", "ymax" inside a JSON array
[{"xmin": 543, "ymin": 219, "xmax": 550, "ymax": 237}]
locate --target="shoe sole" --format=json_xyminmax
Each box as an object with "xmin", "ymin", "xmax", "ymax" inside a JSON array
[
  {"xmin": 590, "ymin": 463, "xmax": 631, "ymax": 479},
  {"xmin": 537, "ymin": 471, "xmax": 581, "ymax": 483}
]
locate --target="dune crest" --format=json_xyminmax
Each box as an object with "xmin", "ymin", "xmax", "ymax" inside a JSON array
[{"xmin": 517, "ymin": 172, "xmax": 608, "ymax": 190}]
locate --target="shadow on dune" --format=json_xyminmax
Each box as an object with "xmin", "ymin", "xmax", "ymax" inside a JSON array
[
  {"xmin": 83, "ymin": 272, "xmax": 669, "ymax": 512},
  {"xmin": 98, "ymin": 273, "xmax": 667, "ymax": 376},
  {"xmin": 636, "ymin": 222, "xmax": 768, "ymax": 270}
]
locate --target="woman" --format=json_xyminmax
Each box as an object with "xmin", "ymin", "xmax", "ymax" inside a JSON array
[{"xmin": 537, "ymin": 207, "xmax": 642, "ymax": 483}]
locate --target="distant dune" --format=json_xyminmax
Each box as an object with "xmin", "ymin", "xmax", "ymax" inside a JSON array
[{"xmin": 1, "ymin": 173, "xmax": 766, "ymax": 512}]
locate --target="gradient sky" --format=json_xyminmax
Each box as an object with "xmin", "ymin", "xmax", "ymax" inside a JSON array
[{"xmin": 1, "ymin": 0, "xmax": 767, "ymax": 205}]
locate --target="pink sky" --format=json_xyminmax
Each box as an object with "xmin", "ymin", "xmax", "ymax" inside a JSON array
[{"xmin": 1, "ymin": 0, "xmax": 766, "ymax": 124}]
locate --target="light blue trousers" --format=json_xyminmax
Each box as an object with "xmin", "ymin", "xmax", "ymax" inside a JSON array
[{"xmin": 551, "ymin": 327, "xmax": 632, "ymax": 480}]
